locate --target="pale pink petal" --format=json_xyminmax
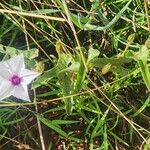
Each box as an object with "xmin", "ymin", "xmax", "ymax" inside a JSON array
[
  {"xmin": 0, "ymin": 62, "xmax": 8, "ymax": 70},
  {"xmin": 0, "ymin": 69, "xmax": 11, "ymax": 80},
  {"xmin": 0, "ymin": 82, "xmax": 14, "ymax": 101},
  {"xmin": 6, "ymin": 54, "xmax": 25, "ymax": 74},
  {"xmin": 12, "ymin": 84, "xmax": 30, "ymax": 101},
  {"xmin": 21, "ymin": 69, "xmax": 40, "ymax": 84}
]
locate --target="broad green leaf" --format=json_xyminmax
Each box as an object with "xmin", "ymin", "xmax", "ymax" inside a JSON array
[
  {"xmin": 123, "ymin": 50, "xmax": 135, "ymax": 59},
  {"xmin": 68, "ymin": 61, "xmax": 80, "ymax": 72},
  {"xmin": 138, "ymin": 45, "xmax": 150, "ymax": 91},
  {"xmin": 70, "ymin": 13, "xmax": 88, "ymax": 29},
  {"xmin": 22, "ymin": 48, "xmax": 39, "ymax": 59},
  {"xmin": 74, "ymin": 59, "xmax": 86, "ymax": 93},
  {"xmin": 58, "ymin": 54, "xmax": 73, "ymax": 115},
  {"xmin": 58, "ymin": 72, "xmax": 74, "ymax": 115},
  {"xmin": 90, "ymin": 57, "xmax": 132, "ymax": 68},
  {"xmin": 5, "ymin": 46, "xmax": 16, "ymax": 56},
  {"xmin": 87, "ymin": 47, "xmax": 100, "ymax": 63},
  {"xmin": 138, "ymin": 60, "xmax": 150, "ymax": 91},
  {"xmin": 32, "ymin": 67, "xmax": 57, "ymax": 88},
  {"xmin": 32, "ymin": 53, "xmax": 72, "ymax": 88},
  {"xmin": 139, "ymin": 45, "xmax": 149, "ymax": 63},
  {"xmin": 145, "ymin": 38, "xmax": 150, "ymax": 49},
  {"xmin": 102, "ymin": 63, "xmax": 112, "ymax": 75},
  {"xmin": 90, "ymin": 56, "xmax": 131, "ymax": 76},
  {"xmin": 0, "ymin": 44, "xmax": 39, "ymax": 59}
]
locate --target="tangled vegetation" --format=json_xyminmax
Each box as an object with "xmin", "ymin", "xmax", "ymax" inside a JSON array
[{"xmin": 0, "ymin": 0, "xmax": 149, "ymax": 149}]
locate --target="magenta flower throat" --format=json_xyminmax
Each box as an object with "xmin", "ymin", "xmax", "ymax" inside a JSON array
[{"xmin": 10, "ymin": 75, "xmax": 22, "ymax": 86}]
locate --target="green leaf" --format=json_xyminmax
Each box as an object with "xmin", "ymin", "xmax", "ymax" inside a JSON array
[
  {"xmin": 145, "ymin": 38, "xmax": 150, "ymax": 49},
  {"xmin": 91, "ymin": 108, "xmax": 109, "ymax": 139},
  {"xmin": 2, "ymin": 117, "xmax": 26, "ymax": 126},
  {"xmin": 70, "ymin": 13, "xmax": 88, "ymax": 29},
  {"xmin": 101, "ymin": 125, "xmax": 108, "ymax": 150},
  {"xmin": 90, "ymin": 56, "xmax": 132, "ymax": 76},
  {"xmin": 39, "ymin": 116, "xmax": 69, "ymax": 138},
  {"xmin": 68, "ymin": 61, "xmax": 80, "ymax": 72},
  {"xmin": 90, "ymin": 57, "xmax": 132, "ymax": 68},
  {"xmin": 58, "ymin": 72, "xmax": 74, "ymax": 115},
  {"xmin": 51, "ymin": 120, "xmax": 79, "ymax": 125},
  {"xmin": 29, "ymin": 9, "xmax": 60, "ymax": 14},
  {"xmin": 138, "ymin": 45, "xmax": 150, "ymax": 91},
  {"xmin": 0, "ymin": 44, "xmax": 39, "ymax": 59},
  {"xmin": 110, "ymin": 132, "xmax": 129, "ymax": 147},
  {"xmin": 133, "ymin": 94, "xmax": 150, "ymax": 117},
  {"xmin": 74, "ymin": 59, "xmax": 86, "ymax": 93},
  {"xmin": 32, "ymin": 67, "xmax": 57, "ymax": 88},
  {"xmin": 101, "ymin": 63, "xmax": 112, "ymax": 75},
  {"xmin": 22, "ymin": 48, "xmax": 39, "ymax": 59},
  {"xmin": 144, "ymin": 137, "xmax": 150, "ymax": 150},
  {"xmin": 5, "ymin": 46, "xmax": 16, "ymax": 56},
  {"xmin": 139, "ymin": 45, "xmax": 149, "ymax": 63},
  {"xmin": 84, "ymin": 0, "xmax": 132, "ymax": 30},
  {"xmin": 123, "ymin": 50, "xmax": 135, "ymax": 59},
  {"xmin": 87, "ymin": 47, "xmax": 100, "ymax": 63},
  {"xmin": 32, "ymin": 53, "xmax": 72, "ymax": 88}
]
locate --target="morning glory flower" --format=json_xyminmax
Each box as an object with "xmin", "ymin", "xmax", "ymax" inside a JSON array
[{"xmin": 0, "ymin": 54, "xmax": 40, "ymax": 101}]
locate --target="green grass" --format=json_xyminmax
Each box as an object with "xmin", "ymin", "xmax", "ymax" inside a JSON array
[{"xmin": 0, "ymin": 0, "xmax": 149, "ymax": 149}]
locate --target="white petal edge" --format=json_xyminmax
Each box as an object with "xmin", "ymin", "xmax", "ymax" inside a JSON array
[
  {"xmin": 6, "ymin": 54, "xmax": 25, "ymax": 74},
  {"xmin": 0, "ymin": 82, "xmax": 14, "ymax": 101},
  {"xmin": 0, "ymin": 61, "xmax": 9, "ymax": 71},
  {"xmin": 12, "ymin": 84, "xmax": 30, "ymax": 101},
  {"xmin": 21, "ymin": 69, "xmax": 41, "ymax": 84},
  {"xmin": 0, "ymin": 69, "xmax": 11, "ymax": 80}
]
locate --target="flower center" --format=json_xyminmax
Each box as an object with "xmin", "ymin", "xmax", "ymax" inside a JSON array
[{"xmin": 10, "ymin": 75, "xmax": 22, "ymax": 86}]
